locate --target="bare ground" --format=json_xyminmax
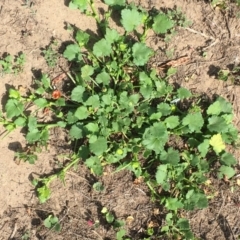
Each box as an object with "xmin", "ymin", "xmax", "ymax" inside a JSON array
[{"xmin": 1, "ymin": 0, "xmax": 240, "ymax": 239}]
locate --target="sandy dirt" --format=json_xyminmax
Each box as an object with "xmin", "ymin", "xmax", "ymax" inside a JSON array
[{"xmin": 1, "ymin": 0, "xmax": 240, "ymax": 239}]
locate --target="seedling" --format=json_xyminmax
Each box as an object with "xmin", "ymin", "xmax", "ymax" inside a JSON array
[
  {"xmin": 43, "ymin": 214, "xmax": 61, "ymax": 232},
  {"xmin": 42, "ymin": 40, "xmax": 59, "ymax": 67},
  {"xmin": 217, "ymin": 66, "xmax": 240, "ymax": 84},
  {"xmin": 101, "ymin": 207, "xmax": 127, "ymax": 239},
  {"xmin": 0, "ymin": 53, "xmax": 26, "ymax": 75}
]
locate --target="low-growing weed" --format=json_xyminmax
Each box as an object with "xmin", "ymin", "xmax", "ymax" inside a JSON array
[
  {"xmin": 42, "ymin": 39, "xmax": 59, "ymax": 67},
  {"xmin": 0, "ymin": 0, "xmax": 239, "ymax": 238},
  {"xmin": 0, "ymin": 53, "xmax": 25, "ymax": 75},
  {"xmin": 101, "ymin": 207, "xmax": 128, "ymax": 240},
  {"xmin": 217, "ymin": 66, "xmax": 240, "ymax": 84},
  {"xmin": 43, "ymin": 214, "xmax": 61, "ymax": 232}
]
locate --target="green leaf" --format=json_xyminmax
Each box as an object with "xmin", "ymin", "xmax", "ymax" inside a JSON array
[
  {"xmin": 102, "ymin": 94, "xmax": 112, "ymax": 105},
  {"xmin": 160, "ymin": 148, "xmax": 180, "ymax": 165},
  {"xmin": 104, "ymin": 0, "xmax": 125, "ymax": 6},
  {"xmin": 220, "ymin": 152, "xmax": 236, "ymax": 166},
  {"xmin": 132, "ymin": 43, "xmax": 153, "ymax": 66},
  {"xmin": 81, "ymin": 65, "xmax": 94, "ymax": 80},
  {"xmin": 106, "ymin": 212, "xmax": 114, "ymax": 223},
  {"xmin": 37, "ymin": 185, "xmax": 51, "ymax": 203},
  {"xmin": 182, "ymin": 112, "xmax": 204, "ymax": 133},
  {"xmin": 177, "ymin": 218, "xmax": 190, "ymax": 231},
  {"xmin": 6, "ymin": 99, "xmax": 24, "ymax": 118},
  {"xmin": 184, "ymin": 190, "xmax": 208, "ymax": 210},
  {"xmin": 116, "ymin": 229, "xmax": 126, "ymax": 240},
  {"xmin": 207, "ymin": 116, "xmax": 229, "ymax": 132},
  {"xmin": 70, "ymin": 0, "xmax": 88, "ymax": 12},
  {"xmin": 153, "ymin": 13, "xmax": 174, "ymax": 34},
  {"xmin": 57, "ymin": 121, "xmax": 66, "ymax": 128},
  {"xmin": 197, "ymin": 139, "xmax": 209, "ymax": 157},
  {"xmin": 66, "ymin": 110, "xmax": 78, "ymax": 124},
  {"xmin": 93, "ymin": 182, "xmax": 104, "ymax": 192},
  {"xmin": 34, "ymin": 98, "xmax": 48, "ymax": 108},
  {"xmin": 85, "ymin": 95, "xmax": 100, "ymax": 108},
  {"xmin": 142, "ymin": 122, "xmax": 168, "ymax": 154},
  {"xmin": 28, "ymin": 116, "xmax": 37, "ymax": 131},
  {"xmin": 164, "ymin": 116, "xmax": 179, "ymax": 129},
  {"xmin": 177, "ymin": 87, "xmax": 192, "ymax": 99},
  {"xmin": 71, "ymin": 86, "xmax": 85, "ymax": 102},
  {"xmin": 76, "ymin": 29, "xmax": 89, "ymax": 47},
  {"xmin": 14, "ymin": 117, "xmax": 26, "ymax": 127},
  {"xmin": 90, "ymin": 137, "xmax": 108, "ymax": 156},
  {"xmin": 156, "ymin": 164, "xmax": 168, "ymax": 184},
  {"xmin": 85, "ymin": 156, "xmax": 103, "ymax": 175},
  {"xmin": 209, "ymin": 133, "xmax": 225, "ymax": 154},
  {"xmin": 150, "ymin": 112, "xmax": 162, "ymax": 120},
  {"xmin": 74, "ymin": 106, "xmax": 89, "ymax": 120},
  {"xmin": 85, "ymin": 123, "xmax": 99, "ymax": 133},
  {"xmin": 26, "ymin": 129, "xmax": 41, "ymax": 143},
  {"xmin": 96, "ymin": 71, "xmax": 111, "ymax": 85},
  {"xmin": 165, "ymin": 198, "xmax": 183, "ymax": 211},
  {"xmin": 41, "ymin": 74, "xmax": 51, "ymax": 89},
  {"xmin": 207, "ymin": 97, "xmax": 232, "ymax": 115},
  {"xmin": 69, "ymin": 124, "xmax": 83, "ymax": 139},
  {"xmin": 63, "ymin": 44, "xmax": 82, "ymax": 61},
  {"xmin": 218, "ymin": 166, "xmax": 235, "ymax": 179},
  {"xmin": 93, "ymin": 39, "xmax": 112, "ymax": 57},
  {"xmin": 105, "ymin": 28, "xmax": 120, "ymax": 43},
  {"xmin": 157, "ymin": 103, "xmax": 171, "ymax": 116},
  {"xmin": 9, "ymin": 88, "xmax": 20, "ymax": 99},
  {"xmin": 121, "ymin": 8, "xmax": 143, "ymax": 32}
]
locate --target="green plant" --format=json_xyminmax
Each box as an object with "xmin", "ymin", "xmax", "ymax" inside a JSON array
[
  {"xmin": 21, "ymin": 230, "xmax": 30, "ymax": 240},
  {"xmin": 0, "ymin": 53, "xmax": 25, "ymax": 75},
  {"xmin": 217, "ymin": 67, "xmax": 240, "ymax": 84},
  {"xmin": 1, "ymin": 0, "xmax": 239, "ymax": 238},
  {"xmin": 43, "ymin": 214, "xmax": 61, "ymax": 232},
  {"xmin": 42, "ymin": 40, "xmax": 59, "ymax": 67},
  {"xmin": 101, "ymin": 207, "xmax": 128, "ymax": 240}
]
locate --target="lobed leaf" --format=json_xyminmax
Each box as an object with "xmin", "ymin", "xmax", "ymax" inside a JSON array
[
  {"xmin": 6, "ymin": 99, "xmax": 24, "ymax": 119},
  {"xmin": 207, "ymin": 116, "xmax": 229, "ymax": 133},
  {"xmin": 164, "ymin": 116, "xmax": 179, "ymax": 129},
  {"xmin": 104, "ymin": 0, "xmax": 125, "ymax": 5},
  {"xmin": 156, "ymin": 164, "xmax": 168, "ymax": 184},
  {"xmin": 71, "ymin": 86, "xmax": 85, "ymax": 102},
  {"xmin": 220, "ymin": 152, "xmax": 237, "ymax": 166},
  {"xmin": 218, "ymin": 165, "xmax": 235, "ymax": 179},
  {"xmin": 63, "ymin": 44, "xmax": 82, "ymax": 61},
  {"xmin": 132, "ymin": 43, "xmax": 153, "ymax": 66},
  {"xmin": 160, "ymin": 148, "xmax": 180, "ymax": 165},
  {"xmin": 182, "ymin": 112, "xmax": 204, "ymax": 133},
  {"xmin": 85, "ymin": 156, "xmax": 103, "ymax": 175},
  {"xmin": 90, "ymin": 137, "xmax": 108, "ymax": 156},
  {"xmin": 121, "ymin": 8, "xmax": 143, "ymax": 32},
  {"xmin": 142, "ymin": 122, "xmax": 168, "ymax": 154},
  {"xmin": 76, "ymin": 30, "xmax": 89, "ymax": 47},
  {"xmin": 93, "ymin": 39, "xmax": 112, "ymax": 57},
  {"xmin": 153, "ymin": 13, "xmax": 174, "ymax": 34},
  {"xmin": 209, "ymin": 133, "xmax": 225, "ymax": 154},
  {"xmin": 165, "ymin": 198, "xmax": 183, "ymax": 211},
  {"xmin": 207, "ymin": 97, "xmax": 232, "ymax": 115},
  {"xmin": 177, "ymin": 87, "xmax": 192, "ymax": 99}
]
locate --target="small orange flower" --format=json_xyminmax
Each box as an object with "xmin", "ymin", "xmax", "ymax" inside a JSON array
[{"xmin": 52, "ymin": 90, "xmax": 61, "ymax": 99}]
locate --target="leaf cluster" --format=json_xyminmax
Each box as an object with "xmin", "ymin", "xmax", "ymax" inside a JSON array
[{"xmin": 0, "ymin": 1, "xmax": 239, "ymax": 239}]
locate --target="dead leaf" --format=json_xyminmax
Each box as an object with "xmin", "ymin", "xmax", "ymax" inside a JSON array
[
  {"xmin": 147, "ymin": 220, "xmax": 159, "ymax": 228},
  {"xmin": 237, "ymin": 178, "xmax": 240, "ymax": 186},
  {"xmin": 126, "ymin": 216, "xmax": 134, "ymax": 225},
  {"xmin": 153, "ymin": 208, "xmax": 160, "ymax": 215}
]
